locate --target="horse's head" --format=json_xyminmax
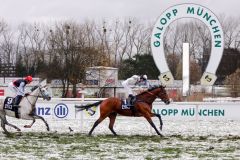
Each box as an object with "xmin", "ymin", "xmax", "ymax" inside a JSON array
[
  {"xmin": 39, "ymin": 85, "xmax": 51, "ymax": 101},
  {"xmin": 151, "ymin": 85, "xmax": 170, "ymax": 105}
]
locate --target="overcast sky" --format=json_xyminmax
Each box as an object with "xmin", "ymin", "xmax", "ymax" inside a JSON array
[{"xmin": 0, "ymin": 0, "xmax": 239, "ymax": 26}]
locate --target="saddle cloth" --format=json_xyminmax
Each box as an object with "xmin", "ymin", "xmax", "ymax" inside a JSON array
[
  {"xmin": 4, "ymin": 97, "xmax": 15, "ymax": 111},
  {"xmin": 121, "ymin": 99, "xmax": 133, "ymax": 110},
  {"xmin": 4, "ymin": 97, "xmax": 20, "ymax": 118}
]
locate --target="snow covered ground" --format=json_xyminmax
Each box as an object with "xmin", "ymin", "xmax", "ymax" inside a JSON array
[{"xmin": 0, "ymin": 117, "xmax": 239, "ymax": 159}]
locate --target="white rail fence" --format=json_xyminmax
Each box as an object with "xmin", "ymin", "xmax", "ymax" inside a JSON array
[{"xmin": 1, "ymin": 97, "xmax": 239, "ymax": 121}]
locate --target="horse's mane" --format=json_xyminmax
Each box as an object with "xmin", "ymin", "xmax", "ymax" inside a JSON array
[
  {"xmin": 31, "ymin": 85, "xmax": 39, "ymax": 92},
  {"xmin": 137, "ymin": 85, "xmax": 163, "ymax": 96}
]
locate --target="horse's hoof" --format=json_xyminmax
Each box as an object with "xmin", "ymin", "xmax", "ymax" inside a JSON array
[
  {"xmin": 17, "ymin": 129, "xmax": 21, "ymax": 132},
  {"xmin": 160, "ymin": 126, "xmax": 163, "ymax": 131},
  {"xmin": 16, "ymin": 132, "xmax": 23, "ymax": 136},
  {"xmin": 24, "ymin": 125, "xmax": 31, "ymax": 128}
]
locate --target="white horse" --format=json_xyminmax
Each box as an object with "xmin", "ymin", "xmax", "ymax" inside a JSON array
[{"xmin": 0, "ymin": 83, "xmax": 51, "ymax": 134}]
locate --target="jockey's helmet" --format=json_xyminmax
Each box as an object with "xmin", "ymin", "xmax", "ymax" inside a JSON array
[{"xmin": 25, "ymin": 76, "xmax": 33, "ymax": 83}]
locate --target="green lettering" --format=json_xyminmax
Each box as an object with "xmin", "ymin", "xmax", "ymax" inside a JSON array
[
  {"xmin": 215, "ymin": 40, "xmax": 221, "ymax": 47},
  {"xmin": 212, "ymin": 26, "xmax": 220, "ymax": 33},
  {"xmin": 181, "ymin": 109, "xmax": 188, "ymax": 116},
  {"xmin": 160, "ymin": 18, "xmax": 167, "ymax": 25},
  {"xmin": 199, "ymin": 109, "xmax": 225, "ymax": 116},
  {"xmin": 210, "ymin": 19, "xmax": 216, "ymax": 26},
  {"xmin": 214, "ymin": 34, "xmax": 221, "ymax": 39},
  {"xmin": 219, "ymin": 110, "xmax": 224, "ymax": 116},
  {"xmin": 187, "ymin": 7, "xmax": 195, "ymax": 14},
  {"xmin": 161, "ymin": 109, "xmax": 168, "ymax": 116},
  {"xmin": 166, "ymin": 13, "xmax": 171, "ymax": 20},
  {"xmin": 173, "ymin": 109, "xmax": 178, "ymax": 115},
  {"xmin": 197, "ymin": 7, "xmax": 203, "ymax": 16},
  {"xmin": 203, "ymin": 12, "xmax": 211, "ymax": 21},
  {"xmin": 154, "ymin": 33, "xmax": 161, "ymax": 39},
  {"xmin": 208, "ymin": 109, "xmax": 214, "ymax": 116},
  {"xmin": 152, "ymin": 109, "xmax": 160, "ymax": 114},
  {"xmin": 154, "ymin": 41, "xmax": 160, "ymax": 47},
  {"xmin": 157, "ymin": 26, "xmax": 163, "ymax": 31},
  {"xmin": 173, "ymin": 9, "xmax": 178, "ymax": 16}
]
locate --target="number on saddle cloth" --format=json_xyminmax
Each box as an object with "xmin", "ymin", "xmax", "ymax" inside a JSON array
[
  {"xmin": 121, "ymin": 96, "xmax": 135, "ymax": 110},
  {"xmin": 121, "ymin": 99, "xmax": 130, "ymax": 110},
  {"xmin": 4, "ymin": 97, "xmax": 20, "ymax": 118},
  {"xmin": 4, "ymin": 97, "xmax": 15, "ymax": 111}
]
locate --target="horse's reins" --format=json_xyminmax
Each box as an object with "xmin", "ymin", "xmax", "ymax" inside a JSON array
[
  {"xmin": 146, "ymin": 89, "xmax": 167, "ymax": 100},
  {"xmin": 146, "ymin": 91, "xmax": 158, "ymax": 98},
  {"xmin": 25, "ymin": 88, "xmax": 45, "ymax": 106}
]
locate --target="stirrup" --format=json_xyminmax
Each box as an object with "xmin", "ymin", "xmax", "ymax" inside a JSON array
[{"xmin": 13, "ymin": 105, "xmax": 20, "ymax": 108}]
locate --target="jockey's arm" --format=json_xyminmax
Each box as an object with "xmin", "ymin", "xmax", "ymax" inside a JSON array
[
  {"xmin": 133, "ymin": 85, "xmax": 146, "ymax": 94},
  {"xmin": 146, "ymin": 80, "xmax": 151, "ymax": 88},
  {"xmin": 137, "ymin": 80, "xmax": 150, "ymax": 88},
  {"xmin": 17, "ymin": 82, "xmax": 26, "ymax": 96}
]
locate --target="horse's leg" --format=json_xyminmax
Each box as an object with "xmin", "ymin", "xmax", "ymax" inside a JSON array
[
  {"xmin": 24, "ymin": 118, "xmax": 35, "ymax": 128},
  {"xmin": 32, "ymin": 115, "xmax": 49, "ymax": 131},
  {"xmin": 0, "ymin": 111, "xmax": 20, "ymax": 133},
  {"xmin": 136, "ymin": 103, "xmax": 163, "ymax": 136},
  {"xmin": 108, "ymin": 112, "xmax": 117, "ymax": 136},
  {"xmin": 89, "ymin": 118, "xmax": 103, "ymax": 136},
  {"xmin": 1, "ymin": 119, "xmax": 9, "ymax": 134},
  {"xmin": 89, "ymin": 114, "xmax": 108, "ymax": 136},
  {"xmin": 0, "ymin": 111, "xmax": 8, "ymax": 134},
  {"xmin": 5, "ymin": 122, "xmax": 21, "ymax": 132},
  {"xmin": 152, "ymin": 113, "xmax": 163, "ymax": 130},
  {"xmin": 144, "ymin": 113, "xmax": 163, "ymax": 137}
]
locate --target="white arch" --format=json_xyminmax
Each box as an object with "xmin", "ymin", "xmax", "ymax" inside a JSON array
[{"xmin": 151, "ymin": 3, "xmax": 224, "ymax": 85}]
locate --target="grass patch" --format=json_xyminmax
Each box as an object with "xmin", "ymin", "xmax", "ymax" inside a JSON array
[{"xmin": 0, "ymin": 132, "xmax": 239, "ymax": 159}]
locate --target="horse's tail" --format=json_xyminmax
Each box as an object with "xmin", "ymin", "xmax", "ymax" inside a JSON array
[{"xmin": 75, "ymin": 101, "xmax": 103, "ymax": 116}]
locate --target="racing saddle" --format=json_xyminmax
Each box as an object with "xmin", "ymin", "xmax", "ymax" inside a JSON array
[{"xmin": 3, "ymin": 97, "xmax": 20, "ymax": 118}]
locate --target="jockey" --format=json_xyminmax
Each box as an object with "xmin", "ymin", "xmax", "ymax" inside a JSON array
[
  {"xmin": 122, "ymin": 75, "xmax": 150, "ymax": 105},
  {"xmin": 8, "ymin": 76, "xmax": 33, "ymax": 107}
]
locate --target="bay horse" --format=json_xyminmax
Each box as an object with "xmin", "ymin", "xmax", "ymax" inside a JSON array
[
  {"xmin": 75, "ymin": 85, "xmax": 170, "ymax": 136},
  {"xmin": 0, "ymin": 82, "xmax": 51, "ymax": 135}
]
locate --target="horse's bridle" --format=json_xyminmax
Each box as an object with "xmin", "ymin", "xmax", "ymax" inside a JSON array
[
  {"xmin": 25, "ymin": 87, "xmax": 47, "ymax": 106},
  {"xmin": 146, "ymin": 89, "xmax": 169, "ymax": 103}
]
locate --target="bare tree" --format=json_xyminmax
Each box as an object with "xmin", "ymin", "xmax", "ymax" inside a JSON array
[
  {"xmin": 219, "ymin": 14, "xmax": 240, "ymax": 49},
  {"xmin": 0, "ymin": 28, "xmax": 15, "ymax": 64}
]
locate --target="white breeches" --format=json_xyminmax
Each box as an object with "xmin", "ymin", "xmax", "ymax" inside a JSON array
[
  {"xmin": 122, "ymin": 81, "xmax": 133, "ymax": 95},
  {"xmin": 8, "ymin": 82, "xmax": 24, "ymax": 96}
]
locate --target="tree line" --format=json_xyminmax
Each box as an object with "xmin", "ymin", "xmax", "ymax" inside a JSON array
[{"xmin": 0, "ymin": 14, "xmax": 239, "ymax": 97}]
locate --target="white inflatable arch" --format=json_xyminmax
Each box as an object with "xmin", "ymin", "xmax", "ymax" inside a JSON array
[{"xmin": 151, "ymin": 3, "xmax": 224, "ymax": 85}]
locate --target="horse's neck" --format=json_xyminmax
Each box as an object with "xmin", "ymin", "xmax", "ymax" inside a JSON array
[
  {"xmin": 137, "ymin": 91, "xmax": 156, "ymax": 104},
  {"xmin": 27, "ymin": 87, "xmax": 40, "ymax": 104}
]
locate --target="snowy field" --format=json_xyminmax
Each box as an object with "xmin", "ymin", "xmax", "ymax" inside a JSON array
[{"xmin": 0, "ymin": 117, "xmax": 239, "ymax": 159}]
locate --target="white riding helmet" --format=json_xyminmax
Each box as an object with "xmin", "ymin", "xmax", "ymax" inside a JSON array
[{"xmin": 141, "ymin": 75, "xmax": 147, "ymax": 80}]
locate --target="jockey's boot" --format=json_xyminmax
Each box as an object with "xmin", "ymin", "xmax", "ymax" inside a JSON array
[
  {"xmin": 13, "ymin": 95, "xmax": 23, "ymax": 108},
  {"xmin": 13, "ymin": 95, "xmax": 23, "ymax": 118},
  {"xmin": 127, "ymin": 94, "xmax": 134, "ymax": 106},
  {"xmin": 128, "ymin": 94, "xmax": 136, "ymax": 116}
]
